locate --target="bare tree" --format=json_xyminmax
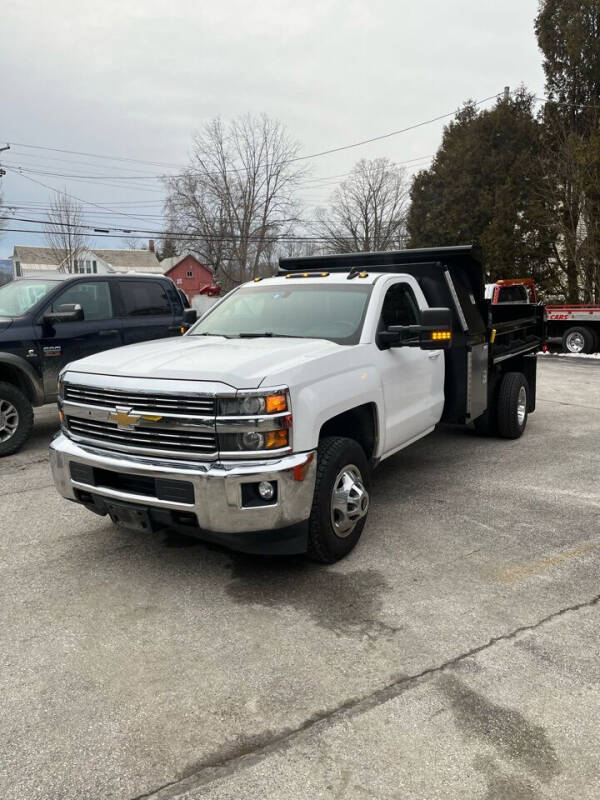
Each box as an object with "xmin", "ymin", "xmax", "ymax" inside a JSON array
[
  {"xmin": 45, "ymin": 190, "xmax": 90, "ymax": 272},
  {"xmin": 315, "ymin": 158, "xmax": 410, "ymax": 253},
  {"xmin": 165, "ymin": 114, "xmax": 305, "ymax": 289},
  {"xmin": 121, "ymin": 236, "xmax": 147, "ymax": 250}
]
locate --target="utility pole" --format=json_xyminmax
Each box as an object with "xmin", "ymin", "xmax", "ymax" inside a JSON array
[
  {"xmin": 503, "ymin": 86, "xmax": 510, "ymax": 101},
  {"xmin": 0, "ymin": 144, "xmax": 9, "ymax": 178}
]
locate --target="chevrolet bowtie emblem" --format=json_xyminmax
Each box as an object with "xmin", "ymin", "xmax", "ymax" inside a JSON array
[
  {"xmin": 108, "ymin": 407, "xmax": 163, "ymax": 428},
  {"xmin": 109, "ymin": 407, "xmax": 140, "ymax": 428}
]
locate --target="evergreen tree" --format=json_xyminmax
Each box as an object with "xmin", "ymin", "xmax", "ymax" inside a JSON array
[
  {"xmin": 407, "ymin": 90, "xmax": 556, "ymax": 289},
  {"xmin": 535, "ymin": 0, "xmax": 600, "ymax": 301},
  {"xmin": 158, "ymin": 237, "xmax": 178, "ymax": 261}
]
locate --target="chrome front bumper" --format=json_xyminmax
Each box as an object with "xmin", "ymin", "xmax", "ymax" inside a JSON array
[{"xmin": 49, "ymin": 433, "xmax": 317, "ymax": 535}]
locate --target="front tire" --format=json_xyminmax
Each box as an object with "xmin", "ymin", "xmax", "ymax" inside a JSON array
[
  {"xmin": 496, "ymin": 372, "xmax": 529, "ymax": 439},
  {"xmin": 307, "ymin": 436, "xmax": 371, "ymax": 563},
  {"xmin": 0, "ymin": 382, "xmax": 34, "ymax": 457}
]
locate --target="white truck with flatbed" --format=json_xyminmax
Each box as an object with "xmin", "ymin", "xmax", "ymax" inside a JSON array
[{"xmin": 50, "ymin": 246, "xmax": 545, "ymax": 562}]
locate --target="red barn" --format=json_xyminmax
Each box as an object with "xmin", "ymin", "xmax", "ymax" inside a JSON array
[{"xmin": 161, "ymin": 253, "xmax": 218, "ymax": 300}]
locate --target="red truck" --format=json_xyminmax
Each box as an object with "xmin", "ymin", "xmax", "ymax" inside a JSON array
[{"xmin": 486, "ymin": 278, "xmax": 600, "ymax": 354}]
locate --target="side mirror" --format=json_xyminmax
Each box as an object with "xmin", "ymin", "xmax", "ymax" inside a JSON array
[
  {"xmin": 183, "ymin": 308, "xmax": 197, "ymax": 325},
  {"xmin": 43, "ymin": 303, "xmax": 84, "ymax": 325},
  {"xmin": 377, "ymin": 307, "xmax": 453, "ymax": 350},
  {"xmin": 416, "ymin": 307, "xmax": 453, "ymax": 349}
]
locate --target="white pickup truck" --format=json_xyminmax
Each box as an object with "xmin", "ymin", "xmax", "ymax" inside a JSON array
[{"xmin": 50, "ymin": 246, "xmax": 545, "ymax": 562}]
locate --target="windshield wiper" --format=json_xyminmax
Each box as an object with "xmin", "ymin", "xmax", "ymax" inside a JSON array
[{"xmin": 235, "ymin": 332, "xmax": 303, "ymax": 338}]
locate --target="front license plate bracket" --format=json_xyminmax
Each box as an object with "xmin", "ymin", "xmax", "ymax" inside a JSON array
[{"xmin": 106, "ymin": 501, "xmax": 156, "ymax": 533}]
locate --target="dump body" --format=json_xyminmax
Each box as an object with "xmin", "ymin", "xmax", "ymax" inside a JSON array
[{"xmin": 279, "ymin": 245, "xmax": 545, "ymax": 424}]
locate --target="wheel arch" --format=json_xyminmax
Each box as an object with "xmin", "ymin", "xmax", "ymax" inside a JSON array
[
  {"xmin": 318, "ymin": 402, "xmax": 379, "ymax": 463},
  {"xmin": 0, "ymin": 354, "xmax": 45, "ymax": 405}
]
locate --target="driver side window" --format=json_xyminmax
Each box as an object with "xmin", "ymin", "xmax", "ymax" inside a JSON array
[
  {"xmin": 51, "ymin": 282, "xmax": 114, "ymax": 322},
  {"xmin": 380, "ymin": 283, "xmax": 419, "ymax": 328}
]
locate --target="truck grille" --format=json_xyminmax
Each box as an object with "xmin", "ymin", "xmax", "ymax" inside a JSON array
[
  {"xmin": 66, "ymin": 416, "xmax": 217, "ymax": 458},
  {"xmin": 64, "ymin": 384, "xmax": 215, "ymax": 417}
]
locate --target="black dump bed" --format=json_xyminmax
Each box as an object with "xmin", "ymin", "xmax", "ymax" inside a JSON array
[{"xmin": 279, "ymin": 246, "xmax": 545, "ymax": 424}]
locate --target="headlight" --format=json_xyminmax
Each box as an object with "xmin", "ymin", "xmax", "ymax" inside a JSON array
[
  {"xmin": 217, "ymin": 389, "xmax": 291, "ymax": 456},
  {"xmin": 219, "ymin": 429, "xmax": 290, "ymax": 453},
  {"xmin": 218, "ymin": 392, "xmax": 288, "ymax": 417}
]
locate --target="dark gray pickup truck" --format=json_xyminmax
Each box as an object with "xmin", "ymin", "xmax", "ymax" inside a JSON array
[{"xmin": 0, "ymin": 272, "xmax": 196, "ymax": 455}]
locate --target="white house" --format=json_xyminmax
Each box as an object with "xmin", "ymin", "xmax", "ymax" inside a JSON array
[{"xmin": 12, "ymin": 245, "xmax": 162, "ymax": 276}]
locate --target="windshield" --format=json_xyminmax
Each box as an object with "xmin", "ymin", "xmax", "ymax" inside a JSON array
[
  {"xmin": 190, "ymin": 283, "xmax": 372, "ymax": 345},
  {"xmin": 0, "ymin": 280, "xmax": 59, "ymax": 317}
]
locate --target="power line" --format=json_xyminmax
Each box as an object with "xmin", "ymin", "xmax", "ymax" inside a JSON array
[
  {"xmin": 0, "ymin": 226, "xmax": 376, "ymax": 243},
  {"xmin": 3, "ymin": 213, "xmax": 394, "ymax": 234},
  {"xmin": 3, "ymin": 153, "xmax": 434, "ymax": 184},
  {"xmin": 4, "ymin": 149, "xmax": 171, "ymax": 177},
  {"xmin": 2, "ymin": 151, "xmax": 435, "ymax": 230},
  {"xmin": 3, "ymin": 167, "xmax": 165, "ymax": 224},
  {"xmin": 5, "ymin": 142, "xmax": 182, "ymax": 169},
  {"xmin": 4, "ymin": 92, "xmax": 499, "ymax": 181}
]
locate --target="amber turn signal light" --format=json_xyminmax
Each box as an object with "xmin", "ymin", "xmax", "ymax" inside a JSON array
[
  {"xmin": 431, "ymin": 330, "xmax": 452, "ymax": 341},
  {"xmin": 265, "ymin": 393, "xmax": 287, "ymax": 413},
  {"xmin": 265, "ymin": 430, "xmax": 289, "ymax": 449}
]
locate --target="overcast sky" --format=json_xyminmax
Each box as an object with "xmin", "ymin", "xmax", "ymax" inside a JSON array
[{"xmin": 0, "ymin": 0, "xmax": 546, "ymax": 259}]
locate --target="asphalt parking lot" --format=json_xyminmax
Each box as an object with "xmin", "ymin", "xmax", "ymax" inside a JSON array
[{"xmin": 1, "ymin": 357, "xmax": 599, "ymax": 800}]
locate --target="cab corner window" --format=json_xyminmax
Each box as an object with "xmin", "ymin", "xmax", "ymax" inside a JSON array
[
  {"xmin": 380, "ymin": 283, "xmax": 419, "ymax": 328},
  {"xmin": 120, "ymin": 281, "xmax": 171, "ymax": 316},
  {"xmin": 51, "ymin": 281, "xmax": 113, "ymax": 322}
]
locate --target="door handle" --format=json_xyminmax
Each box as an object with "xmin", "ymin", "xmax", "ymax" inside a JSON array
[
  {"xmin": 428, "ymin": 352, "xmax": 441, "ymax": 359},
  {"xmin": 99, "ymin": 329, "xmax": 119, "ymax": 336}
]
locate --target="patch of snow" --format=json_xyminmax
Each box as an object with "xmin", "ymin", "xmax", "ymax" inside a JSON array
[{"xmin": 538, "ymin": 350, "xmax": 600, "ymax": 360}]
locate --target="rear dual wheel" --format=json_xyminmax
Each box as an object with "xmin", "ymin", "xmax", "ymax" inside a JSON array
[
  {"xmin": 474, "ymin": 371, "xmax": 529, "ymax": 440},
  {"xmin": 496, "ymin": 372, "xmax": 529, "ymax": 439}
]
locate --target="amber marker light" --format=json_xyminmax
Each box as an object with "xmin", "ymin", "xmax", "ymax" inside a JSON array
[
  {"xmin": 431, "ymin": 331, "xmax": 452, "ymax": 341},
  {"xmin": 265, "ymin": 393, "xmax": 288, "ymax": 413},
  {"xmin": 265, "ymin": 430, "xmax": 289, "ymax": 449}
]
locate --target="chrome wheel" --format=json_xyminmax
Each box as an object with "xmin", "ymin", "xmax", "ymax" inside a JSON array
[
  {"xmin": 0, "ymin": 399, "xmax": 19, "ymax": 443},
  {"xmin": 517, "ymin": 385, "xmax": 527, "ymax": 426},
  {"xmin": 565, "ymin": 331, "xmax": 585, "ymax": 353},
  {"xmin": 330, "ymin": 464, "xmax": 369, "ymax": 538}
]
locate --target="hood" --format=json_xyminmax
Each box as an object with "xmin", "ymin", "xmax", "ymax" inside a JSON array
[
  {"xmin": 66, "ymin": 334, "xmax": 344, "ymax": 389},
  {"xmin": 0, "ymin": 317, "xmax": 14, "ymax": 334}
]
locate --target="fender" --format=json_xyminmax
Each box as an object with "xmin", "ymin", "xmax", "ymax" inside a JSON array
[
  {"xmin": 0, "ymin": 352, "xmax": 45, "ymax": 405},
  {"xmin": 291, "ymin": 364, "xmax": 384, "ymax": 456}
]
